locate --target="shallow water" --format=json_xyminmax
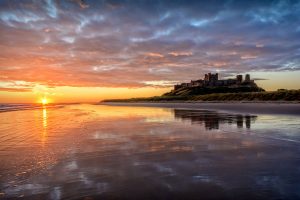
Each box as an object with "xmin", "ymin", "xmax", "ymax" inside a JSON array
[{"xmin": 0, "ymin": 104, "xmax": 300, "ymax": 200}]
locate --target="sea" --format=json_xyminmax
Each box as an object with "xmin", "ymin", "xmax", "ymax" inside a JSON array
[{"xmin": 0, "ymin": 104, "xmax": 64, "ymax": 113}]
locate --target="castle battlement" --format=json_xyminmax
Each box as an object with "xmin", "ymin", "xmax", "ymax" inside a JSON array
[{"xmin": 174, "ymin": 73, "xmax": 256, "ymax": 90}]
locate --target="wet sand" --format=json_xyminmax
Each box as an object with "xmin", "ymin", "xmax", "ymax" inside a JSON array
[
  {"xmin": 101, "ymin": 102, "xmax": 300, "ymax": 115},
  {"xmin": 1, "ymin": 104, "xmax": 300, "ymax": 199}
]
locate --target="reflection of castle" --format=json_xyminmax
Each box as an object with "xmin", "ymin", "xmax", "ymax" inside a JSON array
[
  {"xmin": 174, "ymin": 109, "xmax": 256, "ymax": 130},
  {"xmin": 174, "ymin": 73, "xmax": 256, "ymax": 90}
]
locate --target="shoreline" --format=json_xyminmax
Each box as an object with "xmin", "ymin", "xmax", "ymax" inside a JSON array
[{"xmin": 100, "ymin": 102, "xmax": 300, "ymax": 115}]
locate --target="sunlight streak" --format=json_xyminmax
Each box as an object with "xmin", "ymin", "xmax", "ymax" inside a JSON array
[{"xmin": 41, "ymin": 106, "xmax": 47, "ymax": 144}]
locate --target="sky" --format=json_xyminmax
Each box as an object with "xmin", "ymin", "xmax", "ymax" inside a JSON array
[{"xmin": 0, "ymin": 0, "xmax": 300, "ymax": 103}]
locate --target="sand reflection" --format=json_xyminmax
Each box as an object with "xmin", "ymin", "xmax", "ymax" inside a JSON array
[
  {"xmin": 41, "ymin": 106, "xmax": 47, "ymax": 144},
  {"xmin": 42, "ymin": 106, "xmax": 47, "ymax": 128}
]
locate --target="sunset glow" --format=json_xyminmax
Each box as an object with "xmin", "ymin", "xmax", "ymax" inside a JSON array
[
  {"xmin": 1, "ymin": 1, "xmax": 300, "ymax": 199},
  {"xmin": 0, "ymin": 1, "xmax": 299, "ymax": 103},
  {"xmin": 41, "ymin": 98, "xmax": 48, "ymax": 105}
]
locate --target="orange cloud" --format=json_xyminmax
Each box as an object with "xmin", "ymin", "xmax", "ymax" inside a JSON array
[
  {"xmin": 168, "ymin": 52, "xmax": 193, "ymax": 56},
  {"xmin": 0, "ymin": 87, "xmax": 32, "ymax": 92},
  {"xmin": 144, "ymin": 52, "xmax": 164, "ymax": 58}
]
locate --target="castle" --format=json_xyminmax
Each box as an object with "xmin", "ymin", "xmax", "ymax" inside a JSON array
[{"xmin": 174, "ymin": 73, "xmax": 257, "ymax": 90}]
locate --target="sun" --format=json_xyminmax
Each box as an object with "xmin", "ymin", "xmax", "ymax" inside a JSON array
[{"xmin": 41, "ymin": 98, "xmax": 49, "ymax": 105}]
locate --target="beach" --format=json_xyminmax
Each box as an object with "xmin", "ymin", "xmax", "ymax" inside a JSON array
[
  {"xmin": 101, "ymin": 102, "xmax": 300, "ymax": 115},
  {"xmin": 1, "ymin": 104, "xmax": 300, "ymax": 199}
]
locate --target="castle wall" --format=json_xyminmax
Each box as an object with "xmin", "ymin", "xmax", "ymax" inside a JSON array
[{"xmin": 173, "ymin": 73, "xmax": 256, "ymax": 90}]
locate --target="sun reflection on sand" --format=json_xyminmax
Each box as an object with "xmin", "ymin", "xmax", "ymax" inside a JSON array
[
  {"xmin": 43, "ymin": 106, "xmax": 47, "ymax": 128},
  {"xmin": 41, "ymin": 106, "xmax": 47, "ymax": 144}
]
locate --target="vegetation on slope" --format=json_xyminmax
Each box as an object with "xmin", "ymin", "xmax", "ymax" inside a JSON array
[
  {"xmin": 164, "ymin": 86, "xmax": 265, "ymax": 96},
  {"xmin": 102, "ymin": 89, "xmax": 300, "ymax": 102}
]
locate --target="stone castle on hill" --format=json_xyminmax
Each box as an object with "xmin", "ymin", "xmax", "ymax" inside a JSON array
[{"xmin": 174, "ymin": 73, "xmax": 258, "ymax": 90}]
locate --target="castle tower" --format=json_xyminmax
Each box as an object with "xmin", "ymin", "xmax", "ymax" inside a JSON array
[
  {"xmin": 204, "ymin": 74, "xmax": 209, "ymax": 81},
  {"xmin": 245, "ymin": 74, "xmax": 250, "ymax": 82},
  {"xmin": 236, "ymin": 75, "xmax": 243, "ymax": 83},
  {"xmin": 207, "ymin": 73, "xmax": 218, "ymax": 82}
]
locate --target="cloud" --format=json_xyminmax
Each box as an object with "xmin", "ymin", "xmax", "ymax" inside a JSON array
[
  {"xmin": 75, "ymin": 0, "xmax": 89, "ymax": 9},
  {"xmin": 252, "ymin": 78, "xmax": 269, "ymax": 81},
  {"xmin": 168, "ymin": 52, "xmax": 193, "ymax": 57},
  {"xmin": 0, "ymin": 87, "xmax": 32, "ymax": 92},
  {"xmin": 0, "ymin": 0, "xmax": 299, "ymax": 89},
  {"xmin": 144, "ymin": 52, "xmax": 164, "ymax": 58}
]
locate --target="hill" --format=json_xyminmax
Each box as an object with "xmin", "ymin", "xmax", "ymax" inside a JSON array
[
  {"xmin": 102, "ymin": 89, "xmax": 300, "ymax": 102},
  {"xmin": 164, "ymin": 85, "xmax": 265, "ymax": 96}
]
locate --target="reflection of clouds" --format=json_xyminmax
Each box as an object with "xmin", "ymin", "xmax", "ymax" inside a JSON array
[
  {"xmin": 4, "ymin": 184, "xmax": 48, "ymax": 197},
  {"xmin": 93, "ymin": 130, "xmax": 119, "ymax": 139},
  {"xmin": 192, "ymin": 175, "xmax": 212, "ymax": 183},
  {"xmin": 79, "ymin": 172, "xmax": 93, "ymax": 187},
  {"xmin": 171, "ymin": 146, "xmax": 194, "ymax": 152},
  {"xmin": 153, "ymin": 163, "xmax": 176, "ymax": 176},
  {"xmin": 255, "ymin": 176, "xmax": 281, "ymax": 187},
  {"xmin": 49, "ymin": 186, "xmax": 61, "ymax": 200},
  {"xmin": 65, "ymin": 161, "xmax": 78, "ymax": 171},
  {"xmin": 50, "ymin": 159, "xmax": 109, "ymax": 196},
  {"xmin": 96, "ymin": 182, "xmax": 109, "ymax": 194},
  {"xmin": 2, "ymin": 105, "xmax": 300, "ymax": 199}
]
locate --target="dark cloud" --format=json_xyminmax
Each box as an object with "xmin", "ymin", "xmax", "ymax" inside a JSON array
[
  {"xmin": 0, "ymin": 0, "xmax": 299, "ymax": 87},
  {"xmin": 252, "ymin": 78, "xmax": 269, "ymax": 81}
]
